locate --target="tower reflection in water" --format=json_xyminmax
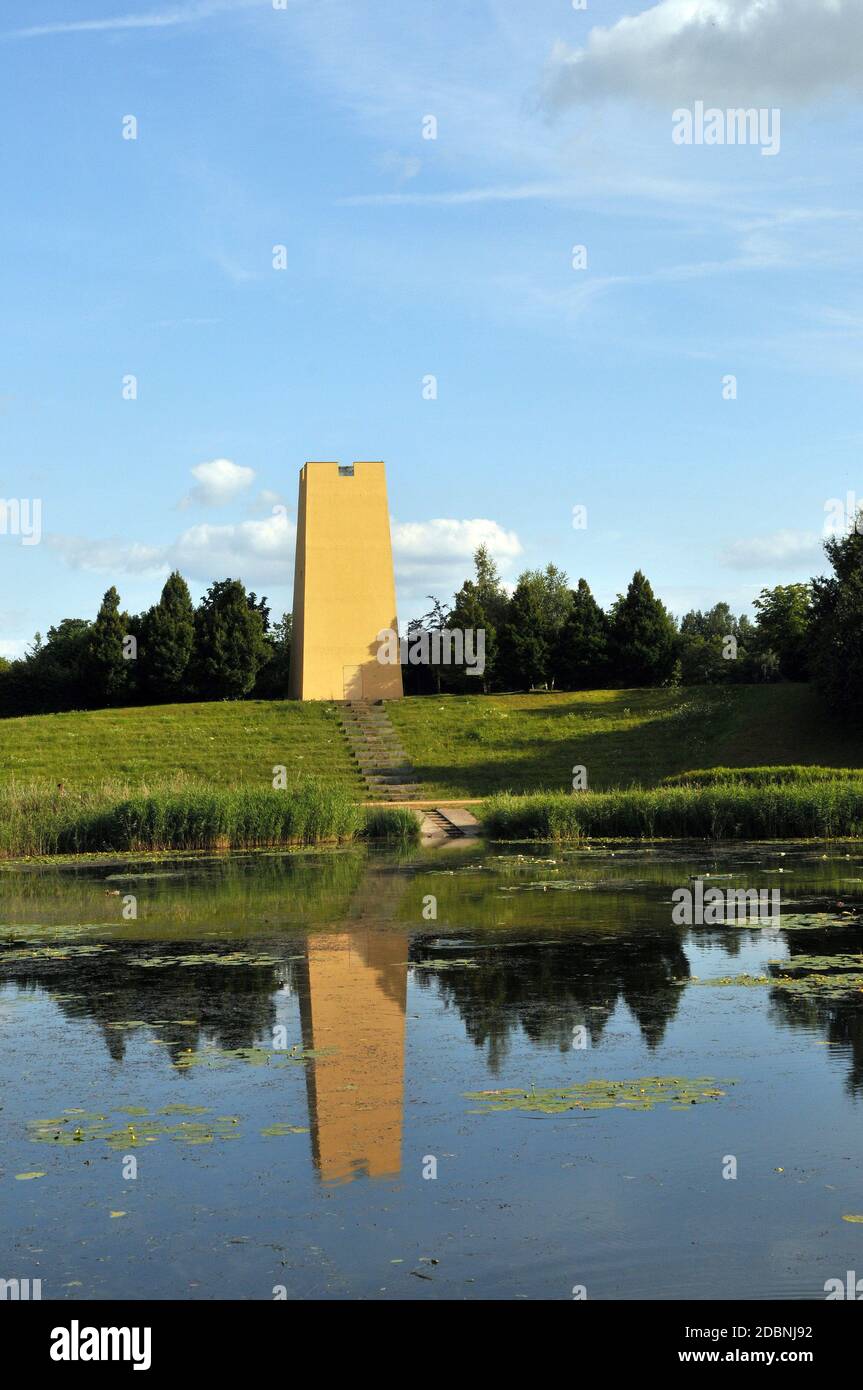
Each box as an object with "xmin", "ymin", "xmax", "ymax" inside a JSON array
[{"xmin": 296, "ymin": 932, "xmax": 407, "ymax": 1182}]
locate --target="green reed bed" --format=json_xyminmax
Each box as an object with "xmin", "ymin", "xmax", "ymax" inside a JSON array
[
  {"xmin": 662, "ymin": 765, "xmax": 863, "ymax": 788},
  {"xmin": 0, "ymin": 779, "xmax": 418, "ymax": 857},
  {"xmin": 482, "ymin": 781, "xmax": 863, "ymax": 842}
]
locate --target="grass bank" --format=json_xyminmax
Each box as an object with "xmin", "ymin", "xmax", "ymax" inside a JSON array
[
  {"xmin": 3, "ymin": 687, "xmax": 863, "ymax": 801},
  {"xmin": 0, "ymin": 700, "xmax": 360, "ymax": 791},
  {"xmin": 387, "ymin": 685, "xmax": 863, "ymax": 797},
  {"xmin": 0, "ymin": 779, "xmax": 418, "ymax": 858},
  {"xmin": 481, "ymin": 781, "xmax": 863, "ymax": 842}
]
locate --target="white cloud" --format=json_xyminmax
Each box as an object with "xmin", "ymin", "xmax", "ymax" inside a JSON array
[
  {"xmin": 181, "ymin": 458, "xmax": 255, "ymax": 508},
  {"xmin": 719, "ymin": 529, "xmax": 824, "ymax": 571},
  {"xmin": 172, "ymin": 511, "xmax": 294, "ymax": 581},
  {"xmin": 0, "ymin": 638, "xmax": 28, "ymax": 659},
  {"xmin": 47, "ymin": 536, "xmax": 168, "ymax": 575},
  {"xmin": 545, "ymin": 0, "xmax": 863, "ymax": 109},
  {"xmin": 392, "ymin": 518, "xmax": 522, "ymax": 580},
  {"xmin": 48, "ymin": 508, "xmax": 296, "ymax": 584},
  {"xmin": 47, "ymin": 513, "xmax": 522, "ymax": 614}
]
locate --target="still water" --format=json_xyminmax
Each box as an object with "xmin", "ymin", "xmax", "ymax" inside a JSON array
[{"xmin": 2, "ymin": 842, "xmax": 863, "ymax": 1301}]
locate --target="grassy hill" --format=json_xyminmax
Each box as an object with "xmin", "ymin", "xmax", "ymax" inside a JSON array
[
  {"xmin": 386, "ymin": 685, "xmax": 863, "ymax": 797},
  {"xmin": 1, "ymin": 685, "xmax": 862, "ymax": 800},
  {"xmin": 0, "ymin": 700, "xmax": 361, "ymax": 792}
]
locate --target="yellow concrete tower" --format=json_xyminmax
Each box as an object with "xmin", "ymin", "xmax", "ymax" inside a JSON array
[{"xmin": 289, "ymin": 461, "xmax": 404, "ymax": 701}]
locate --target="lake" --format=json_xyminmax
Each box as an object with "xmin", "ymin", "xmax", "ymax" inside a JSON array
[{"xmin": 2, "ymin": 841, "xmax": 863, "ymax": 1301}]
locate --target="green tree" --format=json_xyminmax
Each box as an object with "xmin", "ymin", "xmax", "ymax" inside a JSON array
[
  {"xmin": 141, "ymin": 571, "xmax": 195, "ymax": 700},
  {"xmin": 497, "ymin": 566, "xmax": 572, "ymax": 690},
  {"xmin": 252, "ymin": 612, "xmax": 292, "ymax": 697},
  {"xmin": 677, "ymin": 603, "xmax": 753, "ymax": 684},
  {"xmin": 89, "ymin": 587, "xmax": 129, "ymax": 706},
  {"xmin": 449, "ymin": 545, "xmax": 510, "ymax": 691},
  {"xmin": 751, "ymin": 583, "xmax": 812, "ymax": 680},
  {"xmin": 192, "ymin": 578, "xmax": 270, "ymax": 698},
  {"xmin": 608, "ymin": 571, "xmax": 678, "ymax": 686},
  {"xmin": 554, "ymin": 579, "xmax": 610, "ymax": 689},
  {"xmin": 811, "ymin": 525, "xmax": 863, "ymax": 711}
]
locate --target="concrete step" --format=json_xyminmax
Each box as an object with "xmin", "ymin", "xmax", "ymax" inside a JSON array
[
  {"xmin": 358, "ymin": 761, "xmax": 415, "ymax": 772},
  {"xmin": 367, "ymin": 775, "xmax": 419, "ymax": 786},
  {"xmin": 422, "ymin": 808, "xmax": 464, "ymax": 839},
  {"xmin": 369, "ymin": 789, "xmax": 425, "ymax": 800},
  {"xmin": 336, "ymin": 701, "xmax": 423, "ymax": 800}
]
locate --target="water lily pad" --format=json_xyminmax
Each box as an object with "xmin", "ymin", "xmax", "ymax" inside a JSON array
[{"xmin": 466, "ymin": 1076, "xmax": 733, "ymax": 1115}]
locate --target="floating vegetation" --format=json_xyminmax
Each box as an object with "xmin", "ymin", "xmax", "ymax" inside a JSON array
[
  {"xmin": 175, "ymin": 1043, "xmax": 331, "ymax": 1070},
  {"xmin": 466, "ymin": 1076, "xmax": 733, "ymax": 1115},
  {"xmin": 28, "ymin": 1107, "xmax": 243, "ymax": 1148},
  {"xmin": 695, "ymin": 975, "xmax": 771, "ymax": 987},
  {"xmin": 131, "ymin": 951, "xmax": 281, "ymax": 969},
  {"xmin": 842, "ymin": 1214, "xmax": 863, "ymax": 1224},
  {"xmin": 770, "ymin": 952, "xmax": 863, "ymax": 1002},
  {"xmin": 774, "ymin": 953, "xmax": 863, "ymax": 977},
  {"xmin": 776, "ymin": 913, "xmax": 862, "ymax": 932},
  {"xmin": 15, "ymin": 1171, "xmax": 46, "ymax": 1180},
  {"xmin": 0, "ymin": 943, "xmax": 115, "ymax": 962},
  {"xmin": 498, "ymin": 880, "xmax": 593, "ymax": 893},
  {"xmin": 104, "ymin": 871, "xmax": 189, "ymax": 881},
  {"xmin": 0, "ymin": 923, "xmax": 107, "ymax": 943},
  {"xmin": 260, "ymin": 1123, "xmax": 309, "ymax": 1137},
  {"xmin": 411, "ymin": 958, "xmax": 480, "ymax": 971}
]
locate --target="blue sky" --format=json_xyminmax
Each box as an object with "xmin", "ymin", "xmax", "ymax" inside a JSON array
[{"xmin": 1, "ymin": 0, "xmax": 862, "ymax": 657}]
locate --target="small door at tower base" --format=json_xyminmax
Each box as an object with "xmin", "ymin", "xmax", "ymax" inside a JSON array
[{"xmin": 343, "ymin": 665, "xmax": 363, "ymax": 700}]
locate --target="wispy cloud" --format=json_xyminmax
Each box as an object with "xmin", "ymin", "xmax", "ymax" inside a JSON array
[
  {"xmin": 47, "ymin": 507, "xmax": 295, "ymax": 584},
  {"xmin": 46, "ymin": 514, "xmax": 522, "ymax": 599},
  {"xmin": 8, "ymin": 0, "xmax": 255, "ymax": 41},
  {"xmin": 720, "ymin": 530, "xmax": 824, "ymax": 572}
]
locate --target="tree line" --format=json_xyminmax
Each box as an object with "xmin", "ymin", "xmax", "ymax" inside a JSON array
[
  {"xmin": 0, "ymin": 573, "xmax": 291, "ymax": 716},
  {"xmin": 405, "ymin": 543, "xmax": 829, "ymax": 698},
  {"xmin": 0, "ymin": 521, "xmax": 858, "ymax": 715}
]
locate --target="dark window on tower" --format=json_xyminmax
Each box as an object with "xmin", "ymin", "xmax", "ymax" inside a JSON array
[{"xmin": 338, "ymin": 465, "xmax": 354, "ymax": 477}]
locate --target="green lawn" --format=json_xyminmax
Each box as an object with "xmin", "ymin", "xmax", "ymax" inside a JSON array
[
  {"xmin": 386, "ymin": 685, "xmax": 863, "ymax": 797},
  {"xmin": 2, "ymin": 685, "xmax": 861, "ymax": 801},
  {"xmin": 0, "ymin": 700, "xmax": 361, "ymax": 792}
]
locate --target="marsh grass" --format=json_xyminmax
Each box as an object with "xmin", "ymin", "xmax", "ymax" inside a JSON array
[
  {"xmin": 0, "ymin": 776, "xmax": 418, "ymax": 857},
  {"xmin": 481, "ymin": 781, "xmax": 863, "ymax": 842},
  {"xmin": 361, "ymin": 806, "xmax": 422, "ymax": 844},
  {"xmin": 662, "ymin": 765, "xmax": 863, "ymax": 788}
]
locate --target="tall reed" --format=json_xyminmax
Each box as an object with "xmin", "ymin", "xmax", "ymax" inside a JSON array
[
  {"xmin": 481, "ymin": 781, "xmax": 863, "ymax": 842},
  {"xmin": 0, "ymin": 778, "xmax": 418, "ymax": 856}
]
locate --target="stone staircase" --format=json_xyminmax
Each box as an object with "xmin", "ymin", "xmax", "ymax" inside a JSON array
[
  {"xmin": 421, "ymin": 808, "xmax": 464, "ymax": 840},
  {"xmin": 337, "ymin": 700, "xmax": 424, "ymax": 802}
]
